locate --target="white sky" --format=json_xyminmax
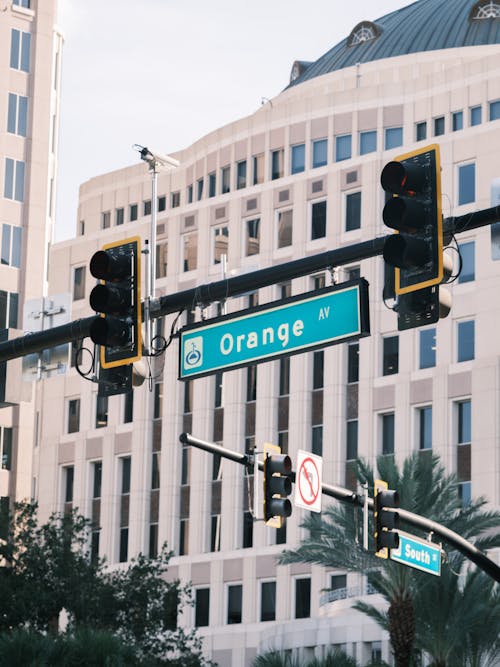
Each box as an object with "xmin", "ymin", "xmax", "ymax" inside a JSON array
[{"xmin": 55, "ymin": 0, "xmax": 409, "ymax": 241}]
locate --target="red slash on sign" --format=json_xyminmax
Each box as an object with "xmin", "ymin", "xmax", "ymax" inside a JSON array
[{"xmin": 295, "ymin": 450, "xmax": 322, "ymax": 513}]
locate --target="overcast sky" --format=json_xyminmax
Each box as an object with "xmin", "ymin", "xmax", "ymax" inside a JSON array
[{"xmin": 55, "ymin": 0, "xmax": 409, "ymax": 241}]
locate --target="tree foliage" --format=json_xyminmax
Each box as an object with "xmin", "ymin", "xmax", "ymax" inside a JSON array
[{"xmin": 0, "ymin": 503, "xmax": 212, "ymax": 666}]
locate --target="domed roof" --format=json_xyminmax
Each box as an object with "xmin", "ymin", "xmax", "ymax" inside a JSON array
[{"xmin": 288, "ymin": 0, "xmax": 500, "ymax": 87}]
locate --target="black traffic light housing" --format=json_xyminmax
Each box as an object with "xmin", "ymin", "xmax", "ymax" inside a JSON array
[
  {"xmin": 263, "ymin": 445, "xmax": 292, "ymax": 528},
  {"xmin": 89, "ymin": 236, "xmax": 142, "ymax": 369},
  {"xmin": 374, "ymin": 479, "xmax": 400, "ymax": 559}
]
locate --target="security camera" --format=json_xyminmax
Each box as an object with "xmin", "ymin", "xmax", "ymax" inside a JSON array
[{"xmin": 133, "ymin": 144, "xmax": 180, "ymax": 169}]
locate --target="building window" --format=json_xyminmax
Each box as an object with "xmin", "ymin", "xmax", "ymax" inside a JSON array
[
  {"xmin": 158, "ymin": 195, "xmax": 167, "ymax": 212},
  {"xmin": 311, "ymin": 200, "xmax": 327, "ymax": 240},
  {"xmin": 171, "ymin": 191, "xmax": 180, "ymax": 208},
  {"xmin": 154, "ymin": 382, "xmax": 163, "ymax": 420},
  {"xmin": 277, "ymin": 209, "xmax": 293, "ymax": 248},
  {"xmin": 187, "ymin": 185, "xmax": 193, "ymax": 204},
  {"xmin": 470, "ymin": 105, "xmax": 482, "ymax": 126},
  {"xmin": 458, "ymin": 400, "xmax": 471, "ymax": 445},
  {"xmin": 260, "ymin": 581, "xmax": 276, "ymax": 622},
  {"xmin": 452, "ymin": 111, "xmax": 464, "ymax": 131},
  {"xmin": 346, "ymin": 420, "xmax": 358, "ymax": 461},
  {"xmin": 95, "ymin": 395, "xmax": 108, "ymax": 429},
  {"xmin": 0, "ymin": 291, "xmax": 19, "ymax": 328},
  {"xmin": 347, "ymin": 342, "xmax": 359, "ymax": 383},
  {"xmin": 385, "ymin": 127, "xmax": 403, "ymax": 150},
  {"xmin": 67, "ymin": 399, "xmax": 80, "ymax": 434},
  {"xmin": 196, "ymin": 178, "xmax": 204, "ymax": 201},
  {"xmin": 419, "ymin": 328, "xmax": 436, "ymax": 369},
  {"xmin": 4, "ymin": 158, "xmax": 25, "ymax": 202},
  {"xmin": 213, "ymin": 226, "xmax": 229, "ymax": 264},
  {"xmin": 13, "ymin": 0, "xmax": 31, "ymax": 7},
  {"xmin": 472, "ymin": 0, "xmax": 500, "ymax": 18},
  {"xmin": 156, "ymin": 241, "xmax": 168, "ymax": 279},
  {"xmin": 335, "ymin": 134, "xmax": 352, "ymax": 162},
  {"xmin": 383, "ymin": 336, "xmax": 399, "ymax": 375},
  {"xmin": 271, "ymin": 149, "xmax": 284, "ymax": 180},
  {"xmin": 381, "ymin": 413, "xmax": 394, "ymax": 455},
  {"xmin": 182, "ymin": 233, "xmax": 198, "ymax": 272},
  {"xmin": 7, "ymin": 93, "xmax": 28, "ymax": 137},
  {"xmin": 227, "ymin": 584, "xmax": 242, "ymax": 624},
  {"xmin": 457, "ymin": 399, "xmax": 472, "ymax": 504},
  {"xmin": 312, "ymin": 425, "xmax": 323, "ymax": 456},
  {"xmin": 221, "ymin": 166, "xmax": 230, "ymax": 194},
  {"xmin": 434, "ymin": 116, "xmax": 445, "ymax": 136},
  {"xmin": 313, "ymin": 350, "xmax": 324, "ymax": 389},
  {"xmin": 129, "ymin": 204, "xmax": 138, "ymax": 222},
  {"xmin": 312, "ymin": 139, "xmax": 327, "ymax": 168},
  {"xmin": 64, "ymin": 466, "xmax": 74, "ymax": 504},
  {"xmin": 253, "ymin": 154, "xmax": 264, "ymax": 185},
  {"xmin": 101, "ymin": 211, "xmax": 111, "ymax": 229},
  {"xmin": 245, "ymin": 218, "xmax": 260, "ymax": 256},
  {"xmin": 143, "ymin": 200, "xmax": 151, "ymax": 216},
  {"xmin": 115, "ymin": 208, "xmax": 124, "ymax": 226},
  {"xmin": 1, "ymin": 224, "xmax": 22, "ymax": 268},
  {"xmin": 458, "ymin": 241, "xmax": 475, "ymax": 283},
  {"xmin": 119, "ymin": 456, "xmax": 131, "ymax": 563},
  {"xmin": 291, "ymin": 144, "xmax": 305, "ymax": 174},
  {"xmin": 418, "ymin": 406, "xmax": 432, "ymax": 450},
  {"xmin": 0, "ymin": 428, "xmax": 13, "ymax": 471},
  {"xmin": 195, "ymin": 588, "xmax": 210, "ymax": 627},
  {"xmin": 73, "ymin": 266, "xmax": 85, "ymax": 301},
  {"xmin": 457, "ymin": 320, "xmax": 475, "ymax": 362},
  {"xmin": 208, "ymin": 172, "xmax": 216, "ymax": 198},
  {"xmin": 359, "ymin": 130, "xmax": 377, "ymax": 155},
  {"xmin": 123, "ymin": 390, "xmax": 133, "ymax": 424},
  {"xmin": 489, "ymin": 100, "xmax": 500, "ymax": 121},
  {"xmin": 458, "ymin": 163, "xmax": 476, "ymax": 205},
  {"xmin": 10, "ymin": 29, "xmax": 30, "ymax": 72},
  {"xmin": 345, "ymin": 191, "xmax": 361, "ymax": 231},
  {"xmin": 295, "ymin": 578, "xmax": 311, "ymax": 619},
  {"xmin": 236, "ymin": 160, "xmax": 247, "ymax": 189},
  {"xmin": 415, "ymin": 121, "xmax": 427, "ymax": 141}
]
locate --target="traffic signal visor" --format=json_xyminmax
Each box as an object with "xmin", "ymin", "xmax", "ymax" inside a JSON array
[{"xmin": 263, "ymin": 442, "xmax": 292, "ymax": 528}]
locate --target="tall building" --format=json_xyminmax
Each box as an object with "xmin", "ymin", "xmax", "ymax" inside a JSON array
[
  {"xmin": 36, "ymin": 1, "xmax": 500, "ymax": 665},
  {"xmin": 0, "ymin": 1, "xmax": 63, "ymax": 506}
]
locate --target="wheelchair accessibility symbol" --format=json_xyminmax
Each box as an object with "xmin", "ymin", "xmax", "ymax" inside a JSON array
[{"xmin": 184, "ymin": 337, "xmax": 203, "ymax": 369}]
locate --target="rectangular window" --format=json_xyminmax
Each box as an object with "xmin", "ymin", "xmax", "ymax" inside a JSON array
[
  {"xmin": 458, "ymin": 241, "xmax": 475, "ymax": 283},
  {"xmin": 4, "ymin": 158, "xmax": 25, "ymax": 202},
  {"xmin": 221, "ymin": 166, "xmax": 230, "ymax": 194},
  {"xmin": 346, "ymin": 420, "xmax": 358, "ymax": 461},
  {"xmin": 101, "ymin": 211, "xmax": 111, "ymax": 229},
  {"xmin": 489, "ymin": 100, "xmax": 500, "ymax": 121},
  {"xmin": 13, "ymin": 0, "xmax": 31, "ymax": 7},
  {"xmin": 1, "ymin": 428, "xmax": 13, "ymax": 471},
  {"xmin": 171, "ymin": 191, "xmax": 180, "ymax": 208},
  {"xmin": 271, "ymin": 149, "xmax": 284, "ymax": 180},
  {"xmin": 458, "ymin": 163, "xmax": 475, "ymax": 205},
  {"xmin": 415, "ymin": 121, "xmax": 427, "ymax": 141},
  {"xmin": 347, "ymin": 342, "xmax": 359, "ymax": 383},
  {"xmin": 236, "ymin": 160, "xmax": 247, "ymax": 189},
  {"xmin": 121, "ymin": 456, "xmax": 131, "ymax": 494},
  {"xmin": 434, "ymin": 116, "xmax": 445, "ymax": 136},
  {"xmin": 295, "ymin": 578, "xmax": 311, "ymax": 619},
  {"xmin": 452, "ymin": 111, "xmax": 463, "ymax": 132},
  {"xmin": 359, "ymin": 130, "xmax": 377, "ymax": 155},
  {"xmin": 312, "ymin": 425, "xmax": 323, "ymax": 456},
  {"xmin": 313, "ymin": 350, "xmax": 324, "ymax": 389},
  {"xmin": 129, "ymin": 203, "xmax": 138, "ymax": 222},
  {"xmin": 115, "ymin": 208, "xmax": 124, "ymax": 226},
  {"xmin": 73, "ymin": 266, "xmax": 85, "ymax": 301},
  {"xmin": 311, "ymin": 200, "xmax": 327, "ymax": 240},
  {"xmin": 345, "ymin": 191, "xmax": 361, "ymax": 231},
  {"xmin": 182, "ymin": 233, "xmax": 198, "ymax": 272},
  {"xmin": 151, "ymin": 452, "xmax": 160, "ymax": 489},
  {"xmin": 67, "ymin": 398, "xmax": 80, "ymax": 433},
  {"xmin": 95, "ymin": 395, "xmax": 108, "ymax": 429},
  {"xmin": 195, "ymin": 588, "xmax": 210, "ymax": 627},
  {"xmin": 260, "ymin": 581, "xmax": 276, "ymax": 622},
  {"xmin": 383, "ymin": 336, "xmax": 399, "ymax": 375},
  {"xmin": 384, "ymin": 127, "xmax": 403, "ymax": 150},
  {"xmin": 312, "ymin": 138, "xmax": 328, "ymax": 168},
  {"xmin": 213, "ymin": 226, "xmax": 229, "ymax": 264},
  {"xmin": 93, "ymin": 461, "xmax": 102, "ymax": 498},
  {"xmin": 291, "ymin": 144, "xmax": 305, "ymax": 174},
  {"xmin": 458, "ymin": 400, "xmax": 471, "ymax": 445},
  {"xmin": 208, "ymin": 172, "xmax": 216, "ymax": 198},
  {"xmin": 196, "ymin": 178, "xmax": 204, "ymax": 201},
  {"xmin": 457, "ymin": 320, "xmax": 475, "ymax": 362},
  {"xmin": 158, "ymin": 195, "xmax": 167, "ymax": 212},
  {"xmin": 335, "ymin": 134, "xmax": 352, "ymax": 162},
  {"xmin": 154, "ymin": 382, "xmax": 163, "ymax": 419},
  {"xmin": 7, "ymin": 93, "xmax": 28, "ymax": 137},
  {"xmin": 10, "ymin": 29, "xmax": 30, "ymax": 72},
  {"xmin": 253, "ymin": 154, "xmax": 264, "ymax": 185},
  {"xmin": 470, "ymin": 105, "xmax": 482, "ymax": 126},
  {"xmin": 143, "ymin": 200, "xmax": 151, "ymax": 216},
  {"xmin": 0, "ymin": 291, "xmax": 18, "ymax": 329},
  {"xmin": 419, "ymin": 406, "xmax": 432, "ymax": 450},
  {"xmin": 187, "ymin": 185, "xmax": 193, "ymax": 204},
  {"xmin": 419, "ymin": 327, "xmax": 436, "ymax": 369},
  {"xmin": 123, "ymin": 390, "xmax": 134, "ymax": 424},
  {"xmin": 382, "ymin": 413, "xmax": 395, "ymax": 455},
  {"xmin": 1, "ymin": 224, "xmax": 22, "ymax": 268},
  {"xmin": 156, "ymin": 241, "xmax": 168, "ymax": 279},
  {"xmin": 227, "ymin": 584, "xmax": 243, "ymax": 624},
  {"xmin": 245, "ymin": 218, "xmax": 260, "ymax": 256},
  {"xmin": 277, "ymin": 209, "xmax": 293, "ymax": 248},
  {"xmin": 64, "ymin": 466, "xmax": 74, "ymax": 503}
]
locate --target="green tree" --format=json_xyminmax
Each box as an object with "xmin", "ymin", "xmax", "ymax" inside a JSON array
[{"xmin": 279, "ymin": 453, "xmax": 500, "ymax": 667}]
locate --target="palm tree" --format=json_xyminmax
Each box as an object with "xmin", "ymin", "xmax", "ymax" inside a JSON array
[
  {"xmin": 279, "ymin": 452, "xmax": 500, "ymax": 667},
  {"xmin": 252, "ymin": 648, "xmax": 377, "ymax": 667}
]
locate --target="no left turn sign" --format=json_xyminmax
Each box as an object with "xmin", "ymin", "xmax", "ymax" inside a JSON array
[{"xmin": 295, "ymin": 449, "xmax": 322, "ymax": 513}]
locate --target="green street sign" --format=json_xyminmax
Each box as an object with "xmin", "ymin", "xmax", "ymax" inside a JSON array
[
  {"xmin": 179, "ymin": 279, "xmax": 370, "ymax": 380},
  {"xmin": 391, "ymin": 530, "xmax": 442, "ymax": 576}
]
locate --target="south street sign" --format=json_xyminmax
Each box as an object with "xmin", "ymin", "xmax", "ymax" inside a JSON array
[
  {"xmin": 391, "ymin": 530, "xmax": 442, "ymax": 576},
  {"xmin": 179, "ymin": 279, "xmax": 370, "ymax": 380}
]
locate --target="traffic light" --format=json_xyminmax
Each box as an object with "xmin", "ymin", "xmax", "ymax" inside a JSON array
[
  {"xmin": 382, "ymin": 144, "xmax": 443, "ymax": 296},
  {"xmin": 89, "ymin": 236, "xmax": 142, "ymax": 369},
  {"xmin": 263, "ymin": 442, "xmax": 292, "ymax": 528},
  {"xmin": 374, "ymin": 479, "xmax": 400, "ymax": 559}
]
